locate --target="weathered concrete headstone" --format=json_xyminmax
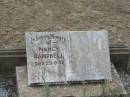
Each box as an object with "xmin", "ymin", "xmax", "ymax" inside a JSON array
[
  {"xmin": 16, "ymin": 65, "xmax": 127, "ymax": 97},
  {"xmin": 26, "ymin": 31, "xmax": 112, "ymax": 85}
]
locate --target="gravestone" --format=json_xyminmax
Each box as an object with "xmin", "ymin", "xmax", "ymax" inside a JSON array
[{"xmin": 26, "ymin": 31, "xmax": 112, "ymax": 85}]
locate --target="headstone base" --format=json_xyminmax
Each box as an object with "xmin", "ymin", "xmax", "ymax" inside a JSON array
[{"xmin": 16, "ymin": 65, "xmax": 127, "ymax": 97}]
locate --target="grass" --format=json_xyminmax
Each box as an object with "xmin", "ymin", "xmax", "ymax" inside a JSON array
[{"xmin": 42, "ymin": 69, "xmax": 50, "ymax": 97}]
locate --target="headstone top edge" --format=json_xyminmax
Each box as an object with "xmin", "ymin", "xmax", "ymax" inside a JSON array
[{"xmin": 25, "ymin": 30, "xmax": 108, "ymax": 34}]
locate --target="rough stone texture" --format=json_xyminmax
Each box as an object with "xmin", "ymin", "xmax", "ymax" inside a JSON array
[
  {"xmin": 0, "ymin": 0, "xmax": 130, "ymax": 49},
  {"xmin": 26, "ymin": 31, "xmax": 112, "ymax": 85},
  {"xmin": 0, "ymin": 78, "xmax": 17, "ymax": 97},
  {"xmin": 16, "ymin": 65, "xmax": 127, "ymax": 97}
]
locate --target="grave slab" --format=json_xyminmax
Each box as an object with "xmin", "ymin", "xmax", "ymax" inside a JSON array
[
  {"xmin": 16, "ymin": 65, "xmax": 127, "ymax": 97},
  {"xmin": 26, "ymin": 31, "xmax": 112, "ymax": 85}
]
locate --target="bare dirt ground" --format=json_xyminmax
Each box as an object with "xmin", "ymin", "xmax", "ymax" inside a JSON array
[{"xmin": 0, "ymin": 0, "xmax": 130, "ymax": 49}]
